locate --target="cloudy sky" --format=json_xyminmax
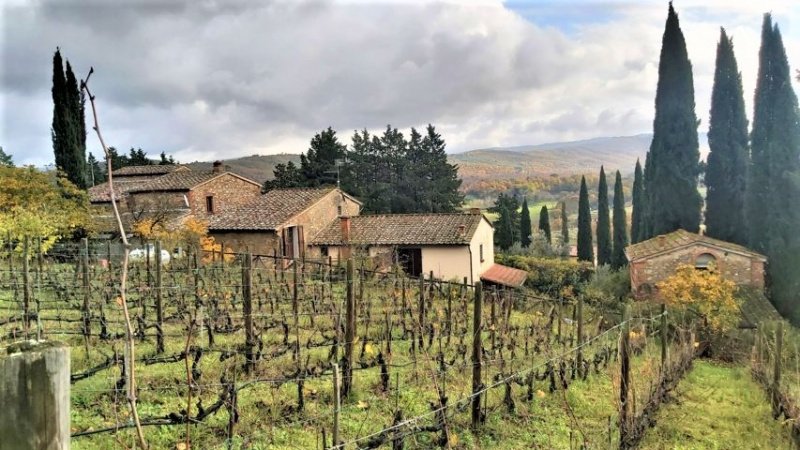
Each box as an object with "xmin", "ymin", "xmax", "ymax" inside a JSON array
[{"xmin": 2, "ymin": 0, "xmax": 800, "ymax": 167}]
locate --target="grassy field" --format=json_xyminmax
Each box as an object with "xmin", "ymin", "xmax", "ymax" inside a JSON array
[{"xmin": 639, "ymin": 360, "xmax": 794, "ymax": 450}]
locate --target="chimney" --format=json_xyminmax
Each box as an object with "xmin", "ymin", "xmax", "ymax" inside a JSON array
[
  {"xmin": 212, "ymin": 160, "xmax": 223, "ymax": 174},
  {"xmin": 469, "ymin": 208, "xmax": 481, "ymax": 215},
  {"xmin": 340, "ymin": 216, "xmax": 351, "ymax": 242},
  {"xmin": 457, "ymin": 224, "xmax": 466, "ymax": 236}
]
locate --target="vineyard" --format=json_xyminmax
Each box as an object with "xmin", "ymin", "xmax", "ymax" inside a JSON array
[{"xmin": 0, "ymin": 240, "xmax": 696, "ymax": 449}]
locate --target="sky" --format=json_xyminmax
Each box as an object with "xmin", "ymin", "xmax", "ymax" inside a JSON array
[{"xmin": 2, "ymin": 0, "xmax": 800, "ymax": 167}]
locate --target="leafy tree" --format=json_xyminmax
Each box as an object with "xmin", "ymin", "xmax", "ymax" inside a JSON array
[
  {"xmin": 300, "ymin": 127, "xmax": 346, "ymax": 187},
  {"xmin": 643, "ymin": 4, "xmax": 702, "ymax": 238},
  {"xmin": 262, "ymin": 161, "xmax": 303, "ymax": 192},
  {"xmin": 631, "ymin": 159, "xmax": 644, "ymax": 243},
  {"xmin": 596, "ymin": 166, "xmax": 611, "ymax": 266},
  {"xmin": 577, "ymin": 176, "xmax": 594, "ymax": 263},
  {"xmin": 706, "ymin": 28, "xmax": 749, "ymax": 246},
  {"xmin": 538, "ymin": 205, "xmax": 551, "ymax": 244},
  {"xmin": 0, "ymin": 147, "xmax": 13, "ymax": 167},
  {"xmin": 560, "ymin": 201, "xmax": 569, "ymax": 244},
  {"xmin": 657, "ymin": 264, "xmax": 739, "ymax": 333},
  {"xmin": 51, "ymin": 48, "xmax": 86, "ymax": 189},
  {"xmin": 747, "ymin": 15, "xmax": 800, "ymax": 321},
  {"xmin": 611, "ymin": 171, "xmax": 629, "ymax": 270},
  {"xmin": 520, "ymin": 198, "xmax": 532, "ymax": 247}
]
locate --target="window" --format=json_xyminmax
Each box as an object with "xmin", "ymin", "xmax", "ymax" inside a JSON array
[
  {"xmin": 479, "ymin": 244, "xmax": 484, "ymax": 262},
  {"xmin": 205, "ymin": 196, "xmax": 214, "ymax": 214},
  {"xmin": 338, "ymin": 205, "xmax": 343, "ymax": 216},
  {"xmin": 694, "ymin": 253, "xmax": 716, "ymax": 270},
  {"xmin": 321, "ymin": 246, "xmax": 329, "ymax": 257}
]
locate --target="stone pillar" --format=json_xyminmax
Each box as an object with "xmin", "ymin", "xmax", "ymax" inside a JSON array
[{"xmin": 0, "ymin": 340, "xmax": 70, "ymax": 450}]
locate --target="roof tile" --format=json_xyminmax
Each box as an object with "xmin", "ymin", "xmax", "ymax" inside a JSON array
[
  {"xmin": 625, "ymin": 229, "xmax": 765, "ymax": 261},
  {"xmin": 480, "ymin": 264, "xmax": 527, "ymax": 288},
  {"xmin": 208, "ymin": 187, "xmax": 337, "ymax": 231}
]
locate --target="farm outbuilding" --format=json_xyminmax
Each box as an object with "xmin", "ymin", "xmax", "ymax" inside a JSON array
[{"xmin": 625, "ymin": 229, "xmax": 767, "ymax": 299}]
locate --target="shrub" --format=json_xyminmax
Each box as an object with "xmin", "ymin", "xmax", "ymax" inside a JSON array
[{"xmin": 496, "ymin": 254, "xmax": 593, "ymax": 297}]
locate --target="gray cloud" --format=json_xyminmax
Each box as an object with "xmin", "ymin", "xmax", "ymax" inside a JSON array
[{"xmin": 1, "ymin": 0, "xmax": 799, "ymax": 167}]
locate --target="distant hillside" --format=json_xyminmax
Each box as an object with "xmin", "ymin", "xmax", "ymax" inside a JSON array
[
  {"xmin": 185, "ymin": 154, "xmax": 300, "ymax": 184},
  {"xmin": 449, "ymin": 134, "xmax": 653, "ymax": 182}
]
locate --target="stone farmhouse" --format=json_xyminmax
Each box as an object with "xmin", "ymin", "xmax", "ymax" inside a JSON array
[
  {"xmin": 625, "ymin": 229, "xmax": 767, "ymax": 299},
  {"xmin": 207, "ymin": 187, "xmax": 361, "ymax": 258},
  {"xmin": 88, "ymin": 162, "xmax": 261, "ymax": 234},
  {"xmin": 310, "ymin": 212, "xmax": 526, "ymax": 287}
]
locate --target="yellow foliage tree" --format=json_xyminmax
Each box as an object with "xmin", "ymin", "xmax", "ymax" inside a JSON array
[
  {"xmin": 657, "ymin": 264, "xmax": 740, "ymax": 332},
  {"xmin": 132, "ymin": 216, "xmax": 233, "ymax": 263},
  {"xmin": 0, "ymin": 166, "xmax": 91, "ymax": 252}
]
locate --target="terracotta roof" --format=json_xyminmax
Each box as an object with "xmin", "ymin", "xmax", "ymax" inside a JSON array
[
  {"xmin": 480, "ymin": 264, "xmax": 527, "ymax": 288},
  {"xmin": 207, "ymin": 187, "xmax": 338, "ymax": 231},
  {"xmin": 311, "ymin": 212, "xmax": 486, "ymax": 246},
  {"xmin": 625, "ymin": 229, "xmax": 766, "ymax": 262},
  {"xmin": 88, "ymin": 180, "xmax": 146, "ymax": 203},
  {"xmin": 112, "ymin": 165, "xmax": 186, "ymax": 177},
  {"xmin": 128, "ymin": 170, "xmax": 257, "ymax": 193}
]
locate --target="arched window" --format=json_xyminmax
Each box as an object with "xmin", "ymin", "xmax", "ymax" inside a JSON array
[{"xmin": 695, "ymin": 253, "xmax": 716, "ymax": 270}]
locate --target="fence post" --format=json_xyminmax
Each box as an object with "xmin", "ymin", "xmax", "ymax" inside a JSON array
[
  {"xmin": 332, "ymin": 363, "xmax": 341, "ymax": 448},
  {"xmin": 0, "ymin": 341, "xmax": 70, "ymax": 450},
  {"xmin": 619, "ymin": 304, "xmax": 631, "ymax": 447},
  {"xmin": 660, "ymin": 303, "xmax": 667, "ymax": 372},
  {"xmin": 471, "ymin": 281, "xmax": 483, "ymax": 430},
  {"xmin": 418, "ymin": 274, "xmax": 425, "ymax": 350},
  {"xmin": 154, "ymin": 240, "xmax": 164, "ymax": 354},
  {"xmin": 343, "ymin": 259, "xmax": 356, "ymax": 397},
  {"xmin": 22, "ymin": 237, "xmax": 31, "ymax": 333},
  {"xmin": 293, "ymin": 258, "xmax": 300, "ymax": 362},
  {"xmin": 243, "ymin": 252, "xmax": 254, "ymax": 374},
  {"xmin": 81, "ymin": 237, "xmax": 91, "ymax": 341},
  {"xmin": 772, "ymin": 321, "xmax": 784, "ymax": 417},
  {"xmin": 576, "ymin": 293, "xmax": 583, "ymax": 375}
]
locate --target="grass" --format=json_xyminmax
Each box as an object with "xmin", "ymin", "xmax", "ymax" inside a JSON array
[{"xmin": 639, "ymin": 359, "xmax": 794, "ymax": 450}]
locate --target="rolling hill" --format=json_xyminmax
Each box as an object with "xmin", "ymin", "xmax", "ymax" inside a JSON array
[{"xmin": 184, "ymin": 154, "xmax": 300, "ymax": 184}]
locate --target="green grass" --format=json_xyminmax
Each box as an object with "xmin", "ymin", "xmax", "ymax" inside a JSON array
[{"xmin": 639, "ymin": 360, "xmax": 794, "ymax": 450}]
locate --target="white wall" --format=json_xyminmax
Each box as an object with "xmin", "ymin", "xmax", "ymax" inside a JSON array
[
  {"xmin": 469, "ymin": 217, "xmax": 495, "ymax": 284},
  {"xmin": 421, "ymin": 246, "xmax": 472, "ymax": 282}
]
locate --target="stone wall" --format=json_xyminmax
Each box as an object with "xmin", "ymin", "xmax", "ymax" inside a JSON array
[
  {"xmin": 188, "ymin": 174, "xmax": 261, "ymax": 220},
  {"xmin": 210, "ymin": 231, "xmax": 280, "ymax": 256},
  {"xmin": 630, "ymin": 243, "xmax": 765, "ymax": 298}
]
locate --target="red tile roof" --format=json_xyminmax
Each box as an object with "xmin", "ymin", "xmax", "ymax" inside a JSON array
[
  {"xmin": 625, "ymin": 229, "xmax": 766, "ymax": 262},
  {"xmin": 480, "ymin": 264, "xmax": 527, "ymax": 288},
  {"xmin": 87, "ymin": 180, "xmax": 146, "ymax": 203},
  {"xmin": 207, "ymin": 187, "xmax": 338, "ymax": 231},
  {"xmin": 311, "ymin": 212, "xmax": 487, "ymax": 246},
  {"xmin": 112, "ymin": 165, "xmax": 186, "ymax": 176}
]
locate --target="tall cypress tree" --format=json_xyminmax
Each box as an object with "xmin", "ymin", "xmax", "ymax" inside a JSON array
[
  {"xmin": 538, "ymin": 205, "xmax": 551, "ymax": 244},
  {"xmin": 611, "ymin": 171, "xmax": 629, "ymax": 270},
  {"xmin": 560, "ymin": 201, "xmax": 569, "ymax": 244},
  {"xmin": 631, "ymin": 159, "xmax": 645, "ymax": 244},
  {"xmin": 706, "ymin": 28, "xmax": 749, "ymax": 245},
  {"xmin": 497, "ymin": 206, "xmax": 515, "ymax": 251},
  {"xmin": 596, "ymin": 166, "xmax": 611, "ymax": 266},
  {"xmin": 748, "ymin": 15, "xmax": 800, "ymax": 321},
  {"xmin": 577, "ymin": 176, "xmax": 594, "ymax": 263},
  {"xmin": 51, "ymin": 49, "xmax": 86, "ymax": 189},
  {"xmin": 644, "ymin": 3, "xmax": 702, "ymax": 238},
  {"xmin": 520, "ymin": 198, "xmax": 532, "ymax": 248}
]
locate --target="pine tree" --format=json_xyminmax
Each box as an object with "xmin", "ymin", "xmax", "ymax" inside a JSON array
[
  {"xmin": 560, "ymin": 201, "xmax": 569, "ymax": 244},
  {"xmin": 706, "ymin": 28, "xmax": 749, "ymax": 245},
  {"xmin": 263, "ymin": 161, "xmax": 303, "ymax": 192},
  {"xmin": 747, "ymin": 15, "xmax": 800, "ymax": 322},
  {"xmin": 0, "ymin": 147, "xmax": 13, "ymax": 167},
  {"xmin": 577, "ymin": 176, "xmax": 594, "ymax": 263},
  {"xmin": 611, "ymin": 171, "xmax": 629, "ymax": 270},
  {"xmin": 86, "ymin": 152, "xmax": 105, "ymax": 186},
  {"xmin": 300, "ymin": 127, "xmax": 347, "ymax": 187},
  {"xmin": 596, "ymin": 166, "xmax": 611, "ymax": 265},
  {"xmin": 538, "ymin": 205, "xmax": 551, "ymax": 244},
  {"xmin": 419, "ymin": 125, "xmax": 463, "ymax": 212},
  {"xmin": 520, "ymin": 198, "xmax": 532, "ymax": 248},
  {"xmin": 644, "ymin": 3, "xmax": 702, "ymax": 238},
  {"xmin": 159, "ymin": 152, "xmax": 176, "ymax": 165},
  {"xmin": 631, "ymin": 159, "xmax": 645, "ymax": 243}
]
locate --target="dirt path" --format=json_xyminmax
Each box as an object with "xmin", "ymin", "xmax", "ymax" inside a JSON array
[{"xmin": 639, "ymin": 359, "xmax": 794, "ymax": 449}]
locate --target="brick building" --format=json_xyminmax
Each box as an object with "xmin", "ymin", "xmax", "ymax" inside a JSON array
[
  {"xmin": 625, "ymin": 229, "xmax": 767, "ymax": 299},
  {"xmin": 207, "ymin": 187, "xmax": 361, "ymax": 257},
  {"xmin": 88, "ymin": 162, "xmax": 261, "ymax": 234}
]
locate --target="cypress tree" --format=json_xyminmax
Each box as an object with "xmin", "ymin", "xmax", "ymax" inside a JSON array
[
  {"xmin": 596, "ymin": 166, "xmax": 612, "ymax": 266},
  {"xmin": 520, "ymin": 198, "xmax": 532, "ymax": 248},
  {"xmin": 560, "ymin": 201, "xmax": 569, "ymax": 244},
  {"xmin": 706, "ymin": 28, "xmax": 749, "ymax": 245},
  {"xmin": 538, "ymin": 205, "xmax": 551, "ymax": 244},
  {"xmin": 611, "ymin": 171, "xmax": 629, "ymax": 270},
  {"xmin": 748, "ymin": 15, "xmax": 800, "ymax": 321},
  {"xmin": 51, "ymin": 49, "xmax": 70, "ymax": 180},
  {"xmin": 631, "ymin": 159, "xmax": 645, "ymax": 243},
  {"xmin": 51, "ymin": 49, "xmax": 86, "ymax": 189},
  {"xmin": 644, "ymin": 3, "xmax": 702, "ymax": 238},
  {"xmin": 577, "ymin": 176, "xmax": 594, "ymax": 263},
  {"xmin": 497, "ymin": 206, "xmax": 515, "ymax": 251}
]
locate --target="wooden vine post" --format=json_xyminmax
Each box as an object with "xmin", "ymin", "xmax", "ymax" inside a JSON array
[
  {"xmin": 293, "ymin": 258, "xmax": 300, "ymax": 361},
  {"xmin": 243, "ymin": 252, "xmax": 254, "ymax": 374},
  {"xmin": 660, "ymin": 303, "xmax": 667, "ymax": 372},
  {"xmin": 22, "ymin": 237, "xmax": 31, "ymax": 334},
  {"xmin": 772, "ymin": 321, "xmax": 783, "ymax": 417},
  {"xmin": 343, "ymin": 259, "xmax": 356, "ymax": 397},
  {"xmin": 619, "ymin": 304, "xmax": 631, "ymax": 447},
  {"xmin": 80, "ymin": 237, "xmax": 91, "ymax": 341},
  {"xmin": 576, "ymin": 293, "xmax": 583, "ymax": 375},
  {"xmin": 418, "ymin": 274, "xmax": 426, "ymax": 349},
  {"xmin": 332, "ymin": 363, "xmax": 341, "ymax": 448},
  {"xmin": 471, "ymin": 281, "xmax": 483, "ymax": 430},
  {"xmin": 154, "ymin": 241, "xmax": 164, "ymax": 354}
]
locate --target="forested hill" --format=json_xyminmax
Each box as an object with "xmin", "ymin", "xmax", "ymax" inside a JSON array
[{"xmin": 184, "ymin": 154, "xmax": 300, "ymax": 184}]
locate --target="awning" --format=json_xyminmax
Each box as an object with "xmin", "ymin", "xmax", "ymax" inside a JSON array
[{"xmin": 480, "ymin": 263, "xmax": 527, "ymax": 289}]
